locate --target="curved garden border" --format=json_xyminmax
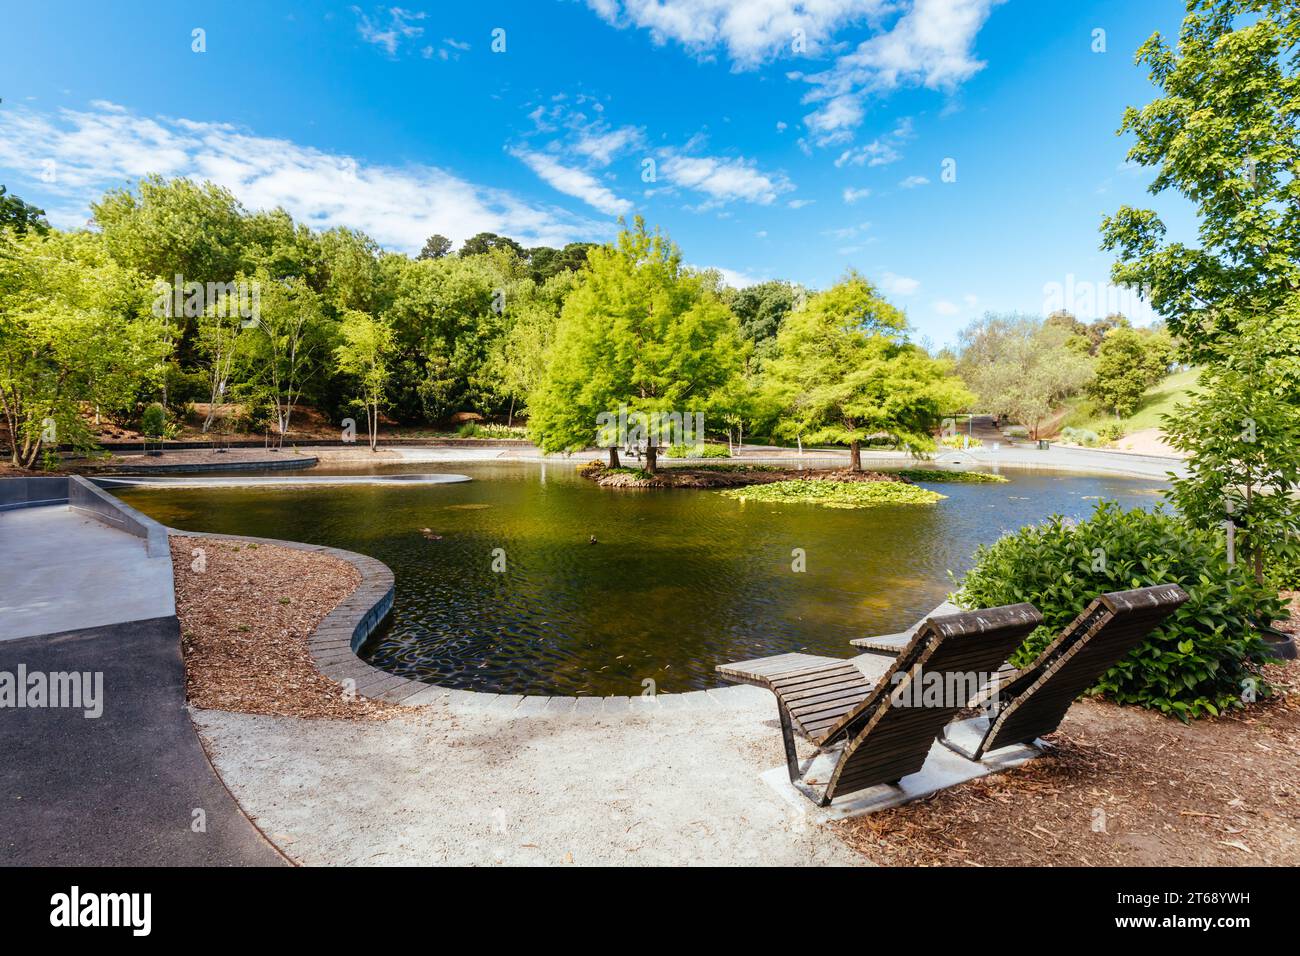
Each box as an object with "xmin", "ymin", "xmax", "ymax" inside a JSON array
[{"xmin": 173, "ymin": 530, "xmax": 766, "ymax": 717}]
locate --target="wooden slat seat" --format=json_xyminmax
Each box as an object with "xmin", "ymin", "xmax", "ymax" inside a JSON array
[
  {"xmin": 719, "ymin": 603, "xmax": 1044, "ymax": 807},
  {"xmin": 850, "ymin": 601, "xmax": 961, "ymax": 656},
  {"xmin": 941, "ymin": 584, "xmax": 1189, "ymax": 761}
]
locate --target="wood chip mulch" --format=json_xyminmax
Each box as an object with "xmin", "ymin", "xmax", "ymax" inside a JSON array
[
  {"xmin": 171, "ymin": 535, "xmax": 398, "ymax": 720},
  {"xmin": 836, "ymin": 659, "xmax": 1300, "ymax": 866}
]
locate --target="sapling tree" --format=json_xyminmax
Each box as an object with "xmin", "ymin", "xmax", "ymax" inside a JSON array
[{"xmin": 333, "ymin": 310, "xmax": 394, "ymax": 451}]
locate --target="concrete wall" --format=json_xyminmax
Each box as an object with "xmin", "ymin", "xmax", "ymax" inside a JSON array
[
  {"xmin": 0, "ymin": 476, "xmax": 69, "ymax": 511},
  {"xmin": 67, "ymin": 476, "xmax": 171, "ymax": 558}
]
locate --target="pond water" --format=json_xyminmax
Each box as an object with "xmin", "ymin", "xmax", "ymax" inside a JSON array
[{"xmin": 115, "ymin": 462, "xmax": 1168, "ymax": 696}]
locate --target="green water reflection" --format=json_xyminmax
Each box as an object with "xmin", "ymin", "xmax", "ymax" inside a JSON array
[{"xmin": 115, "ymin": 462, "xmax": 1166, "ymax": 695}]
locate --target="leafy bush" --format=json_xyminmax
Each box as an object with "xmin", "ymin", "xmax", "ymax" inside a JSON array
[
  {"xmin": 939, "ymin": 434, "xmax": 983, "ymax": 449},
  {"xmin": 1097, "ymin": 422, "xmax": 1125, "ymax": 443},
  {"xmin": 140, "ymin": 402, "xmax": 168, "ymax": 439},
  {"xmin": 1060, "ymin": 426, "xmax": 1100, "ymax": 447},
  {"xmin": 457, "ymin": 422, "xmax": 481, "ymax": 437},
  {"xmin": 666, "ymin": 443, "xmax": 730, "ymax": 458},
  {"xmin": 955, "ymin": 502, "xmax": 1283, "ymax": 719}
]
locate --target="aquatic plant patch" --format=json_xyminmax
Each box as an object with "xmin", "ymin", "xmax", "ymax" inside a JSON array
[
  {"xmin": 895, "ymin": 469, "xmax": 1008, "ymax": 484},
  {"xmin": 720, "ymin": 479, "xmax": 945, "ymax": 508}
]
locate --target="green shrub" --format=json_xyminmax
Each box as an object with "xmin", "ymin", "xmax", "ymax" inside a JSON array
[
  {"xmin": 955, "ymin": 502, "xmax": 1282, "ymax": 719},
  {"xmin": 141, "ymin": 403, "xmax": 167, "ymax": 439},
  {"xmin": 666, "ymin": 443, "xmax": 730, "ymax": 458},
  {"xmin": 476, "ymin": 423, "xmax": 528, "ymax": 439},
  {"xmin": 1061, "ymin": 426, "xmax": 1100, "ymax": 447},
  {"xmin": 457, "ymin": 421, "xmax": 481, "ymax": 437},
  {"xmin": 939, "ymin": 434, "xmax": 983, "ymax": 449},
  {"xmin": 1097, "ymin": 422, "xmax": 1124, "ymax": 443}
]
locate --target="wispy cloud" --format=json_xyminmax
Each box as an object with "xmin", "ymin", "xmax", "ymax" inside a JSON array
[
  {"xmin": 0, "ymin": 102, "xmax": 606, "ymax": 252},
  {"xmin": 510, "ymin": 147, "xmax": 632, "ymax": 216},
  {"xmin": 842, "ymin": 187, "xmax": 872, "ymax": 204},
  {"xmin": 834, "ymin": 117, "xmax": 913, "ymax": 167},
  {"xmin": 880, "ymin": 271, "xmax": 920, "ymax": 295},
  {"xmin": 351, "ymin": 6, "xmax": 427, "ymax": 57},
  {"xmin": 584, "ymin": 1, "xmax": 1001, "ymax": 149},
  {"xmin": 658, "ymin": 150, "xmax": 793, "ymax": 206},
  {"xmin": 899, "ymin": 174, "xmax": 930, "ymax": 188}
]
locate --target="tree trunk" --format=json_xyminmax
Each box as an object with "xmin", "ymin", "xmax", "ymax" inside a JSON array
[
  {"xmin": 849, "ymin": 439, "xmax": 862, "ymax": 472},
  {"xmin": 507, "ymin": 396, "xmax": 515, "ymax": 429},
  {"xmin": 608, "ymin": 446, "xmax": 620, "ymax": 468},
  {"xmin": 644, "ymin": 444, "xmax": 658, "ymax": 474}
]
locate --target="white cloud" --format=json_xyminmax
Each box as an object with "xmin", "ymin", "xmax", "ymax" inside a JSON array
[
  {"xmin": 510, "ymin": 148, "xmax": 632, "ymax": 216},
  {"xmin": 842, "ymin": 186, "xmax": 871, "ymax": 204},
  {"xmin": 0, "ymin": 102, "xmax": 607, "ymax": 252},
  {"xmin": 708, "ymin": 265, "xmax": 766, "ymax": 288},
  {"xmin": 899, "ymin": 174, "xmax": 930, "ymax": 188},
  {"xmin": 572, "ymin": 125, "xmax": 643, "ymax": 166},
  {"xmin": 787, "ymin": 198, "xmax": 815, "ymax": 209},
  {"xmin": 834, "ymin": 116, "xmax": 914, "ymax": 168},
  {"xmin": 800, "ymin": 0, "xmax": 1002, "ymax": 141},
  {"xmin": 659, "ymin": 151, "xmax": 792, "ymax": 205},
  {"xmin": 933, "ymin": 299, "xmax": 960, "ymax": 315},
  {"xmin": 352, "ymin": 6, "xmax": 427, "ymax": 57},
  {"xmin": 880, "ymin": 271, "xmax": 920, "ymax": 295},
  {"xmin": 585, "ymin": 0, "xmax": 890, "ymax": 69}
]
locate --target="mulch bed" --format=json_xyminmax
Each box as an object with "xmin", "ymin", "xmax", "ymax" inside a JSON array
[
  {"xmin": 836, "ymin": 658, "xmax": 1300, "ymax": 866},
  {"xmin": 171, "ymin": 535, "xmax": 397, "ymax": 720}
]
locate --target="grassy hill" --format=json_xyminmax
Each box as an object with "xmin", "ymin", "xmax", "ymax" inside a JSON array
[{"xmin": 1041, "ymin": 367, "xmax": 1200, "ymax": 451}]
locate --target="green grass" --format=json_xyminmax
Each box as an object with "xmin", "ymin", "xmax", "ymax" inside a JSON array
[
  {"xmin": 1061, "ymin": 367, "xmax": 1201, "ymax": 437},
  {"xmin": 719, "ymin": 480, "xmax": 946, "ymax": 509}
]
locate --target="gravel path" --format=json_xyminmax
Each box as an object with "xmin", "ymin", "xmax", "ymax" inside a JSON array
[{"xmin": 192, "ymin": 695, "xmax": 868, "ymax": 866}]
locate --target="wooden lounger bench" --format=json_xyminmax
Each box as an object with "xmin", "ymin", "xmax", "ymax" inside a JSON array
[
  {"xmin": 850, "ymin": 600, "xmax": 962, "ymax": 656},
  {"xmin": 941, "ymin": 584, "xmax": 1189, "ymax": 761},
  {"xmin": 718, "ymin": 604, "xmax": 1043, "ymax": 806}
]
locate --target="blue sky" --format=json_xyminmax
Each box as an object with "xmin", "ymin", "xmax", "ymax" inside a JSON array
[{"xmin": 0, "ymin": 0, "xmax": 1197, "ymax": 345}]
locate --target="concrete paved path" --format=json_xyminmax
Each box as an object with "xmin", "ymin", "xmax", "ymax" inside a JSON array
[
  {"xmin": 191, "ymin": 682, "xmax": 878, "ymax": 867},
  {"xmin": 0, "ymin": 616, "xmax": 286, "ymax": 866},
  {"xmin": 0, "ymin": 505, "xmax": 174, "ymax": 641}
]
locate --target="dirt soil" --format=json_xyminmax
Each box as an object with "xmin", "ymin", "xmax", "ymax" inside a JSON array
[
  {"xmin": 837, "ymin": 659, "xmax": 1300, "ymax": 866},
  {"xmin": 582, "ymin": 462, "xmax": 908, "ymax": 489},
  {"xmin": 170, "ymin": 535, "xmax": 396, "ymax": 720}
]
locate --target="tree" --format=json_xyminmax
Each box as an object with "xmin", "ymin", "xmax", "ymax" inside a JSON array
[
  {"xmin": 1101, "ymin": 1, "xmax": 1300, "ymax": 365},
  {"xmin": 957, "ymin": 314, "xmax": 1094, "ymax": 438},
  {"xmin": 1165, "ymin": 313, "xmax": 1300, "ymax": 584},
  {"xmin": 479, "ymin": 271, "xmax": 574, "ymax": 426},
  {"xmin": 195, "ymin": 285, "xmax": 249, "ymax": 433},
  {"xmin": 417, "ymin": 234, "xmax": 453, "ymax": 260},
  {"xmin": 244, "ymin": 275, "xmax": 328, "ymax": 441},
  {"xmin": 528, "ymin": 218, "xmax": 745, "ymax": 473},
  {"xmin": 0, "ymin": 186, "xmax": 49, "ymax": 235},
  {"xmin": 0, "ymin": 230, "xmax": 167, "ymax": 467},
  {"xmin": 764, "ymin": 274, "xmax": 971, "ymax": 470},
  {"xmin": 460, "ymin": 232, "xmax": 524, "ymax": 258},
  {"xmin": 333, "ymin": 311, "xmax": 394, "ymax": 450},
  {"xmin": 1089, "ymin": 327, "xmax": 1151, "ymax": 417}
]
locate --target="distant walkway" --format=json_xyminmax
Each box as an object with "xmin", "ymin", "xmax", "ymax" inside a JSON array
[{"xmin": 0, "ymin": 504, "xmax": 174, "ymax": 641}]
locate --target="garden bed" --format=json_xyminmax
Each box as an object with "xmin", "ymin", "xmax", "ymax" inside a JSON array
[
  {"xmin": 836, "ymin": 658, "xmax": 1300, "ymax": 866},
  {"xmin": 171, "ymin": 535, "xmax": 396, "ymax": 720}
]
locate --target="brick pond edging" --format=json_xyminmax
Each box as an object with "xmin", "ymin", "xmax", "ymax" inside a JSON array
[{"xmin": 172, "ymin": 530, "xmax": 767, "ymax": 716}]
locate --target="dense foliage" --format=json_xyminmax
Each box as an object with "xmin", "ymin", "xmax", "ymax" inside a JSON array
[
  {"xmin": 956, "ymin": 502, "xmax": 1283, "ymax": 719},
  {"xmin": 720, "ymin": 479, "xmax": 945, "ymax": 508}
]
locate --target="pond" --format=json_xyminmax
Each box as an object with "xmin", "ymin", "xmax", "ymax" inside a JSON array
[{"xmin": 115, "ymin": 462, "xmax": 1168, "ymax": 696}]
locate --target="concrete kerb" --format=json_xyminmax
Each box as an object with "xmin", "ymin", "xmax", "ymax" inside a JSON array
[{"xmin": 170, "ymin": 529, "xmax": 762, "ymax": 717}]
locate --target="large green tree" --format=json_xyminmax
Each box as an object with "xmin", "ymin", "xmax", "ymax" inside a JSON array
[
  {"xmin": 1101, "ymin": 1, "xmax": 1300, "ymax": 364},
  {"xmin": 0, "ymin": 230, "xmax": 167, "ymax": 467},
  {"xmin": 764, "ymin": 274, "xmax": 971, "ymax": 470},
  {"xmin": 528, "ymin": 218, "xmax": 745, "ymax": 472}
]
